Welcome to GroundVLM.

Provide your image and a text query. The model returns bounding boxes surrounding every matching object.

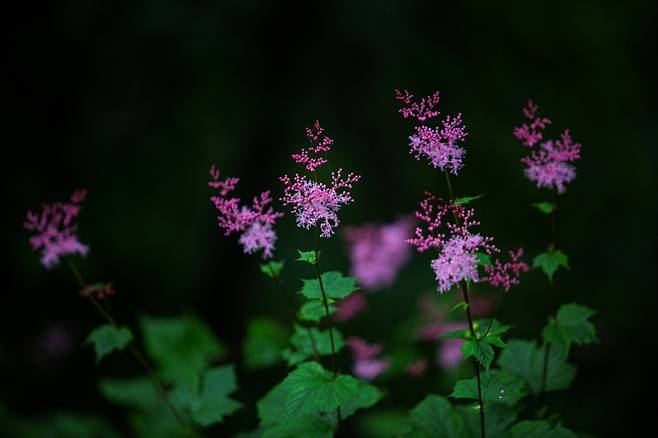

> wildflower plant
[19,92,599,438]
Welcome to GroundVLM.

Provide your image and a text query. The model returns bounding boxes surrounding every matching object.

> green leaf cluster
[99,315,240,434]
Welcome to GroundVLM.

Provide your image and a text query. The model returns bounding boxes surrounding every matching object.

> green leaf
[542,303,598,351]
[244,318,289,370]
[260,260,284,278]
[299,299,336,322]
[457,404,519,438]
[455,194,485,205]
[461,340,495,370]
[356,410,412,438]
[475,252,493,266]
[405,395,463,438]
[324,380,383,421]
[85,324,133,364]
[140,315,225,383]
[475,319,513,339]
[262,416,334,438]
[300,271,358,299]
[281,325,344,366]
[451,371,526,405]
[451,301,469,312]
[532,250,569,282]
[532,202,556,214]
[497,340,576,394]
[170,365,242,426]
[99,378,180,437]
[257,383,334,437]
[297,250,319,265]
[99,378,159,410]
[266,362,373,421]
[507,420,578,438]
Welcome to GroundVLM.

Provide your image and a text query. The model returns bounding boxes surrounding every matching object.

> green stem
[313,228,342,424]
[66,258,192,436]
[539,192,558,404]
[314,230,337,376]
[461,281,486,438]
[548,191,557,249]
[444,170,456,201]
[443,171,485,438]
[265,263,320,362]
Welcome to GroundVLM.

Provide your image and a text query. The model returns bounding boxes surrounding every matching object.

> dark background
[4,0,656,436]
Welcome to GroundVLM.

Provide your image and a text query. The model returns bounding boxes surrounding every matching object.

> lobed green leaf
[260,260,285,278]
[542,303,598,351]
[85,324,133,364]
[244,318,289,370]
[451,371,526,406]
[532,250,569,282]
[300,271,358,299]
[497,340,576,394]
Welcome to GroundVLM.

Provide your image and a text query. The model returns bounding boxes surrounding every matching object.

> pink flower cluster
[290,121,334,172]
[209,165,283,258]
[280,122,361,238]
[24,190,89,269]
[343,217,415,291]
[395,89,467,174]
[407,193,526,293]
[347,337,390,381]
[514,100,582,193]
[483,248,530,292]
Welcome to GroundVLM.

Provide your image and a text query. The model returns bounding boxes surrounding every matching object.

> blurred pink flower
[24,190,89,269]
[347,337,390,380]
[468,293,497,318]
[208,165,283,258]
[343,217,414,291]
[438,338,464,369]
[334,292,368,322]
[406,359,428,378]
[35,324,74,360]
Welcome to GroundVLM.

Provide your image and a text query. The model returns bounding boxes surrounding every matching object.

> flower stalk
[66,258,192,436]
